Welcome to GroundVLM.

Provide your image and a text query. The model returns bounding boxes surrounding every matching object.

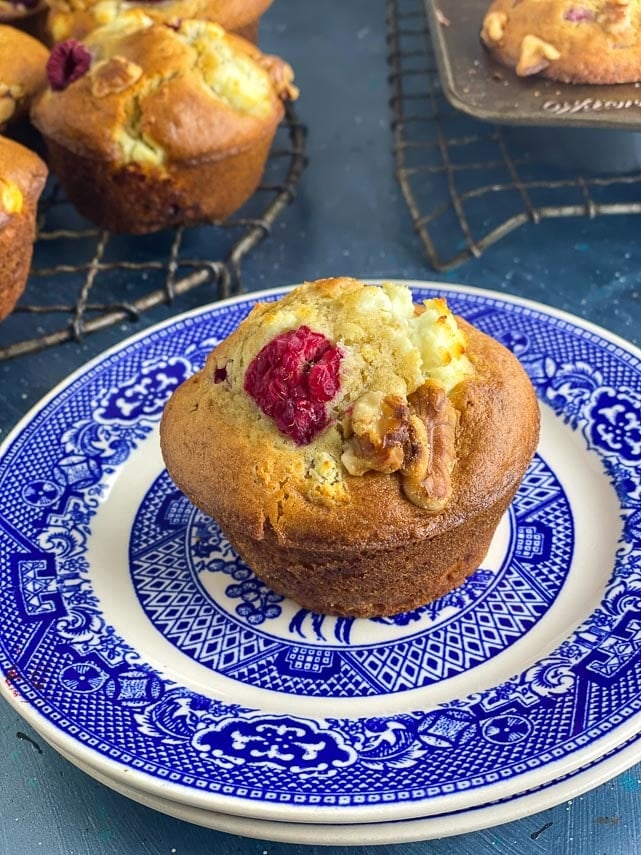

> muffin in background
[160,278,540,618]
[31,12,297,234]
[481,0,641,84]
[0,0,47,36]
[46,0,273,43]
[0,24,48,131]
[0,136,47,321]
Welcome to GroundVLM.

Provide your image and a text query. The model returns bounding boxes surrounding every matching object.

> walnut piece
[340,381,458,513]
[481,11,508,44]
[401,380,458,512]
[517,34,561,76]
[341,391,410,476]
[258,55,300,101]
[91,56,143,97]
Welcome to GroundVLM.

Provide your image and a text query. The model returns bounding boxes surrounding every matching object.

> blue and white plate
[1,282,640,827]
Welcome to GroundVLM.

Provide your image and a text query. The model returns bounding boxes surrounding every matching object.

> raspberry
[244,326,342,445]
[47,40,92,92]
[564,6,594,21]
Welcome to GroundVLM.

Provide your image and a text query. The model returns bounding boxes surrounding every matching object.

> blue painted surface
[1,0,641,851]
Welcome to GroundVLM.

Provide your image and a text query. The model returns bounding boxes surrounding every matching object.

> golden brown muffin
[0,136,47,321]
[31,12,297,234]
[0,25,48,131]
[481,0,641,84]
[160,278,541,618]
[46,0,273,44]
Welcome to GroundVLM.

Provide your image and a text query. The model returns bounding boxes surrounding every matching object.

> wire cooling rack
[0,104,307,361]
[387,0,641,271]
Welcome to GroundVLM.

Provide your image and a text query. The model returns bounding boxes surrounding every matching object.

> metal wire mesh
[0,104,307,361]
[387,0,641,271]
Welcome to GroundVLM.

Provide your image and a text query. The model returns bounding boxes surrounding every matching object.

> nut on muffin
[0,136,47,321]
[46,0,273,44]
[31,12,297,233]
[0,24,48,130]
[160,278,541,618]
[481,0,641,84]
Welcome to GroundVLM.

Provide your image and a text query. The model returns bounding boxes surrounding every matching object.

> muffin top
[46,0,273,43]
[160,278,540,548]
[481,0,641,83]
[0,24,48,130]
[0,135,47,229]
[31,12,297,166]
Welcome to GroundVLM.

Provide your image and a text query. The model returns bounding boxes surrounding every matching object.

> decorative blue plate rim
[38,716,641,845]
[0,280,640,825]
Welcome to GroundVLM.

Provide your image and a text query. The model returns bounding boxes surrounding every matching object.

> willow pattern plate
[0,282,640,825]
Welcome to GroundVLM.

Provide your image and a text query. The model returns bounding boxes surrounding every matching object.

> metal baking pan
[425,0,641,172]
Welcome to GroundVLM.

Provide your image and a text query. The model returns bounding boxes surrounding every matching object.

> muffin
[0,24,48,131]
[0,135,47,321]
[481,0,641,83]
[160,278,540,619]
[46,0,273,44]
[31,12,297,234]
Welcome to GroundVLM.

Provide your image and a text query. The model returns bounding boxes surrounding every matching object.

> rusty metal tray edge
[425,0,641,131]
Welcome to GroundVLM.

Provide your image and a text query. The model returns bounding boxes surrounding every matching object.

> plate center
[126,450,572,698]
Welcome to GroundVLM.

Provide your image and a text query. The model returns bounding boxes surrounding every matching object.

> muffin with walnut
[481,0,641,84]
[160,278,540,618]
[46,0,273,44]
[0,136,47,321]
[31,11,297,233]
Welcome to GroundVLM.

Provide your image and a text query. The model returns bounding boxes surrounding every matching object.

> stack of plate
[1,283,640,845]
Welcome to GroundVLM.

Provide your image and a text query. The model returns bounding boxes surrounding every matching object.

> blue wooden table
[1,1,641,851]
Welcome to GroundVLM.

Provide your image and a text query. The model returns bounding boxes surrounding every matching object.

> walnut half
[341,391,411,476]
[340,381,458,513]
[401,380,457,512]
[517,34,561,77]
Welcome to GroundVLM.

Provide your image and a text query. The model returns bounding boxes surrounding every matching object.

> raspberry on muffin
[160,278,540,618]
[31,12,298,233]
[481,0,641,84]
[45,0,273,44]
[0,136,47,321]
[0,24,48,131]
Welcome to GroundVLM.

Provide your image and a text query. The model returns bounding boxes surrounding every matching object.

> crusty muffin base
[0,217,36,320]
[42,131,275,234]
[0,137,47,320]
[220,488,517,618]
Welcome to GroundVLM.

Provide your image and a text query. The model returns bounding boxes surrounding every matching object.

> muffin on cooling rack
[160,277,540,618]
[31,12,297,234]
[46,0,273,44]
[0,25,48,131]
[0,135,47,321]
[481,0,641,83]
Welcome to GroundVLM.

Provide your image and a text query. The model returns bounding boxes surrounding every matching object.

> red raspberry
[47,40,92,92]
[244,326,342,445]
